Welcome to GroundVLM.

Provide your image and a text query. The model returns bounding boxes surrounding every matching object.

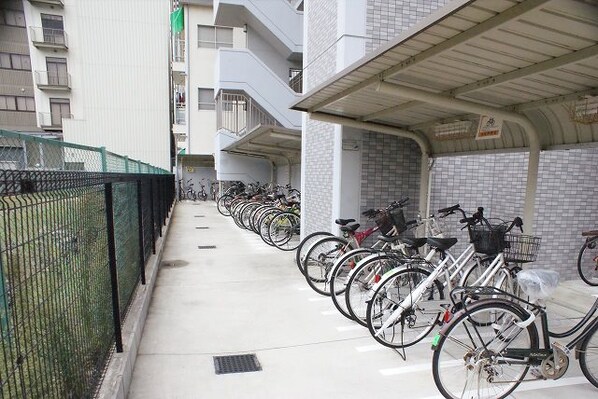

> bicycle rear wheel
[366,266,444,348]
[295,232,334,275]
[578,237,598,286]
[268,212,301,251]
[432,299,539,399]
[217,195,233,216]
[579,321,598,388]
[304,236,352,295]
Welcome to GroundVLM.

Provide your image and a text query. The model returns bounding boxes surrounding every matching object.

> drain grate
[194,215,205,218]
[195,227,209,230]
[198,245,216,249]
[214,354,261,375]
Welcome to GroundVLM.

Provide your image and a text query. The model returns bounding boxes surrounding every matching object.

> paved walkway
[128,202,598,399]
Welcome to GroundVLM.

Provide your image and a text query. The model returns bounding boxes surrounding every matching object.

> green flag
[170,8,184,33]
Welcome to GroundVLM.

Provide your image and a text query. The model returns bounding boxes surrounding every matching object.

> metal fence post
[149,178,156,253]
[156,177,163,236]
[125,156,129,173]
[104,182,123,352]
[136,180,146,285]
[100,147,108,172]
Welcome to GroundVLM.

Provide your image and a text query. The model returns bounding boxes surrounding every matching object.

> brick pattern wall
[365,0,449,52]
[359,132,422,244]
[429,148,598,280]
[302,0,338,235]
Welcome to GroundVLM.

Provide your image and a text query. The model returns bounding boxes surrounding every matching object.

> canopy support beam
[376,81,542,232]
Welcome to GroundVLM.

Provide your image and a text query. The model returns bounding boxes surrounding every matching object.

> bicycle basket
[389,207,408,234]
[375,211,394,235]
[469,224,507,255]
[503,234,541,263]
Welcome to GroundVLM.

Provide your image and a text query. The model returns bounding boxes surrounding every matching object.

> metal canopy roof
[222,124,301,162]
[292,0,598,156]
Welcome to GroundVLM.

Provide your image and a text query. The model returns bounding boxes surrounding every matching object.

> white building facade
[22,0,171,169]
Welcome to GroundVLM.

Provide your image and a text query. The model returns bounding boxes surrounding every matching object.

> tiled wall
[360,132,422,227]
[302,0,338,235]
[429,148,598,280]
[366,0,449,52]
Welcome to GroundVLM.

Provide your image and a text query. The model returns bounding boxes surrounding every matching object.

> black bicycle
[431,271,598,399]
[578,229,598,286]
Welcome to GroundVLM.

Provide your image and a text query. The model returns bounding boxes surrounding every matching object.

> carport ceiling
[292,0,598,155]
[222,124,301,160]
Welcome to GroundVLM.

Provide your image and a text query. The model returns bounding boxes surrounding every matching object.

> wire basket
[390,207,408,234]
[469,224,508,255]
[375,211,394,235]
[503,234,541,263]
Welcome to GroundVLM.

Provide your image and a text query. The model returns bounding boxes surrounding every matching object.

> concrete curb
[97,206,174,399]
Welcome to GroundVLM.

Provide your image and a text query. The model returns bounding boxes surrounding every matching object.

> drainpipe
[309,112,432,219]
[376,82,542,233]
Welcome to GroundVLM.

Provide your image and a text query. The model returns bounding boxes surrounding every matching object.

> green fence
[0,130,174,398]
[0,129,169,174]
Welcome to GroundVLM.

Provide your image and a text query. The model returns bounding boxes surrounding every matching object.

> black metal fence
[0,169,174,398]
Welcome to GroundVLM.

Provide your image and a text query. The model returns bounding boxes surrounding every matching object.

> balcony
[39,112,72,130]
[34,71,71,91]
[28,0,64,7]
[216,92,279,137]
[174,105,186,125]
[215,48,301,130]
[173,39,185,63]
[30,27,68,50]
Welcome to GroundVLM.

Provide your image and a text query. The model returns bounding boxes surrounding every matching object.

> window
[198,88,215,110]
[41,14,65,45]
[0,53,31,70]
[49,98,70,126]
[198,25,233,48]
[1,10,26,27]
[46,57,68,85]
[0,96,35,112]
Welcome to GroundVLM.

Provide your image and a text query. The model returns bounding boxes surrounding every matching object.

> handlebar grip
[398,197,410,206]
[438,204,460,214]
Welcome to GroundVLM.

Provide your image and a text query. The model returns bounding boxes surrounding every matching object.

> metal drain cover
[198,245,216,249]
[214,354,261,375]
[195,227,209,229]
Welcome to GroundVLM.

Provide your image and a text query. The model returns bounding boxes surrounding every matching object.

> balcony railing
[30,27,68,49]
[289,68,302,93]
[173,39,185,63]
[34,71,71,90]
[216,92,280,137]
[39,112,72,130]
[28,0,64,7]
[174,105,186,125]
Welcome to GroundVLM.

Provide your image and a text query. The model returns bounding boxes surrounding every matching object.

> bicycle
[364,210,538,348]
[432,270,598,399]
[578,229,598,286]
[197,178,208,201]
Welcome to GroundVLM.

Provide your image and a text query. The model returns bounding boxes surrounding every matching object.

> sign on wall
[186,167,194,173]
[476,115,503,140]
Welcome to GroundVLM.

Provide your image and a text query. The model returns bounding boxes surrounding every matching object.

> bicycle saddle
[401,237,428,249]
[582,230,598,237]
[377,234,401,243]
[335,218,356,226]
[426,237,458,251]
[340,223,360,232]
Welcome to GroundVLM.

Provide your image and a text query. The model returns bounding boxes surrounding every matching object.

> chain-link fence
[0,129,168,174]
[0,131,174,398]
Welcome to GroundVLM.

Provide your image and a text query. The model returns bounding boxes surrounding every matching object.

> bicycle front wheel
[304,237,352,295]
[578,237,598,286]
[366,266,444,348]
[579,320,598,388]
[295,232,334,275]
[268,212,301,251]
[432,299,539,399]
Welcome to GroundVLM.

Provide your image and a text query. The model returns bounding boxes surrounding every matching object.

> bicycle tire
[329,248,377,320]
[258,208,282,246]
[249,205,272,234]
[345,253,401,326]
[217,195,233,216]
[366,266,444,348]
[268,212,301,251]
[579,320,598,388]
[295,232,334,275]
[578,237,598,286]
[303,236,352,296]
[432,299,539,399]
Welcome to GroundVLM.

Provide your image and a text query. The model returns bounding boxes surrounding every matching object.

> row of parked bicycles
[216,182,301,250]
[177,178,216,201]
[294,199,598,399]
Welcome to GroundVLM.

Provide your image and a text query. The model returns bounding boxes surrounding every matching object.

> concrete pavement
[128,201,598,399]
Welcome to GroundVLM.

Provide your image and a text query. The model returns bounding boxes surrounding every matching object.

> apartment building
[3,0,171,170]
[173,0,303,187]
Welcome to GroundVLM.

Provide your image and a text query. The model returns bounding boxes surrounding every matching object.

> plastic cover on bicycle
[516,269,559,301]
